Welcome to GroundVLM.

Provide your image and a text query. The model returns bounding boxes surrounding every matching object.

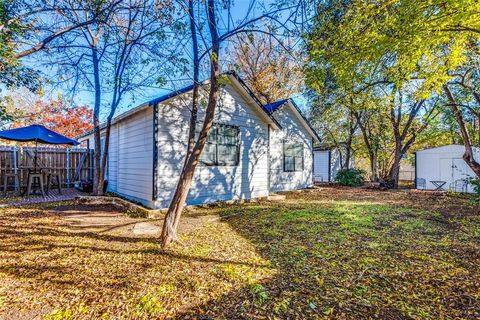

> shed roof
[416,144,479,154]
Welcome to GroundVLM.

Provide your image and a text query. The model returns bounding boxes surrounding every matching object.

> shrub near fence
[0,145,93,189]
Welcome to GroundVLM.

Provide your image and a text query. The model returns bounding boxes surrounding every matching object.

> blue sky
[18,0,309,118]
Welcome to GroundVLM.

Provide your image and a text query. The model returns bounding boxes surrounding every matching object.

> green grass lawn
[0,187,479,319]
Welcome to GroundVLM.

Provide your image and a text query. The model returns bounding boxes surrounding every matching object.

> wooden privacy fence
[0,146,94,189]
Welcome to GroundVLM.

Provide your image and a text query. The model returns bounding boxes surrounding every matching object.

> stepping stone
[267,193,286,201]
[133,222,161,235]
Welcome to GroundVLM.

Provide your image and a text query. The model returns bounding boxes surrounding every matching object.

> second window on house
[195,122,240,166]
[283,141,304,172]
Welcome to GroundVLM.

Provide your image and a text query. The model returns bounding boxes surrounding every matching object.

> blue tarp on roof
[0,124,80,145]
[263,99,289,114]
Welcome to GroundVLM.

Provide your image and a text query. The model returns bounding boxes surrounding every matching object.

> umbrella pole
[34,139,38,172]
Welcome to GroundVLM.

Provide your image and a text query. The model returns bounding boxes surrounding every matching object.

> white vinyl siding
[269,103,313,191]
[155,84,270,208]
[79,107,154,206]
[115,108,153,203]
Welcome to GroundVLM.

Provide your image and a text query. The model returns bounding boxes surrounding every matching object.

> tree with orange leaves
[227,32,304,104]
[6,93,93,138]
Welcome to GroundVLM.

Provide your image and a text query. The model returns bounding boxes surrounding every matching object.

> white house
[415,144,480,192]
[78,72,320,208]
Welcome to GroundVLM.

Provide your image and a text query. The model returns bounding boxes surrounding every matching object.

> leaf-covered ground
[0,187,479,319]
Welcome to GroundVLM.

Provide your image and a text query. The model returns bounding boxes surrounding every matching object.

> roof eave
[226,72,281,130]
[76,104,151,140]
[285,100,321,144]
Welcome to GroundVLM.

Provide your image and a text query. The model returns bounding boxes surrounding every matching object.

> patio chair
[46,172,62,195]
[2,171,20,196]
[26,172,45,197]
[415,178,426,190]
[450,179,468,193]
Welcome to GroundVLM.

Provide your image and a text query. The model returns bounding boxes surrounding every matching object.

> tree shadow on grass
[174,198,480,319]
[1,191,479,319]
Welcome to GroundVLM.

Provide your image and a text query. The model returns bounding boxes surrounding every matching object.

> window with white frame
[283,141,304,172]
[195,122,240,166]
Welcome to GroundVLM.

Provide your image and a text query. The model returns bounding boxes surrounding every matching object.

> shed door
[439,158,469,191]
[439,158,453,182]
[452,158,468,181]
[313,151,329,182]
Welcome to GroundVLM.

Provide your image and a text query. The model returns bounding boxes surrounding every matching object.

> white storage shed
[313,148,331,183]
[415,144,479,193]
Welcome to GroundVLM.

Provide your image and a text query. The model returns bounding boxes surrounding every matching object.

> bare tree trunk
[387,103,402,189]
[91,46,102,195]
[388,141,402,188]
[184,0,199,164]
[354,111,378,181]
[343,110,358,169]
[386,99,429,188]
[160,0,220,248]
[343,136,352,170]
[97,119,112,195]
[444,85,480,177]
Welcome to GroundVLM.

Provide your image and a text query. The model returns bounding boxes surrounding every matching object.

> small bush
[335,168,365,187]
[467,177,480,195]
[249,283,268,306]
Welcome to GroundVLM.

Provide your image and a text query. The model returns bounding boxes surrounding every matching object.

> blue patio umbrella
[0,124,80,170]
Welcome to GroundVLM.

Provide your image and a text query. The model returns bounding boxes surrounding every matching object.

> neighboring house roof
[263,98,321,144]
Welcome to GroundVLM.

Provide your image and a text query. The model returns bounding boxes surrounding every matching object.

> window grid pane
[196,122,240,166]
[284,141,304,172]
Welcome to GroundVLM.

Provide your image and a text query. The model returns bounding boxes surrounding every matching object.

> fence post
[66,148,71,188]
[13,146,18,191]
[89,149,93,180]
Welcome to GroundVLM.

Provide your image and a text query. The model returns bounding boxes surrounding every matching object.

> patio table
[430,180,446,191]
[20,167,47,196]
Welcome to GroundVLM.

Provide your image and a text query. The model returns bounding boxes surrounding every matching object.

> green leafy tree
[305,0,479,184]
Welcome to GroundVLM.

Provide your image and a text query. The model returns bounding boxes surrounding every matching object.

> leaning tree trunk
[160,0,220,248]
[444,85,480,177]
[183,0,200,165]
[343,110,357,170]
[387,105,402,189]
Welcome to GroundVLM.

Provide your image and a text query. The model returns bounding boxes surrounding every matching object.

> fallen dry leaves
[0,187,479,319]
